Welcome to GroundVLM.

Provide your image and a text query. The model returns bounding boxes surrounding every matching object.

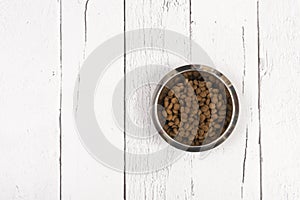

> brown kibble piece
[209,103,216,109]
[167,115,172,121]
[163,124,169,130]
[173,103,180,110]
[200,114,206,122]
[211,114,218,120]
[204,111,210,118]
[164,100,169,108]
[214,124,221,129]
[219,110,226,116]
[220,105,227,110]
[206,82,212,88]
[166,109,172,115]
[211,109,217,114]
[171,98,178,104]
[174,118,180,125]
[185,107,190,113]
[200,91,207,97]
[172,115,177,121]
[212,96,218,103]
[181,113,188,119]
[167,103,173,110]
[168,121,174,126]
[201,105,209,112]
[202,125,209,132]
[168,90,174,96]
[162,110,167,118]
[212,89,219,93]
[206,98,210,105]
[199,82,205,87]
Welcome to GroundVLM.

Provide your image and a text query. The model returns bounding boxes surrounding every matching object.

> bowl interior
[153,65,238,151]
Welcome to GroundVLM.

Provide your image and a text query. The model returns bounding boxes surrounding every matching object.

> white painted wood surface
[0,0,60,199]
[125,1,191,200]
[259,0,300,199]
[0,0,60,200]
[0,0,300,199]
[61,0,123,199]
[189,1,260,199]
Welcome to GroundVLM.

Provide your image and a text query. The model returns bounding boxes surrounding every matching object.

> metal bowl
[152,64,239,152]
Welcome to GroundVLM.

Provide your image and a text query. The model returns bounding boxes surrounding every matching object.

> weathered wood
[177,0,260,199]
[0,0,60,199]
[125,0,191,199]
[61,0,124,199]
[1,0,300,199]
[259,0,300,199]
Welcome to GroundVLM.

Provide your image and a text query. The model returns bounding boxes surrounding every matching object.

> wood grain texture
[61,0,123,199]
[0,0,60,199]
[125,0,191,199]
[259,0,300,199]
[1,0,300,199]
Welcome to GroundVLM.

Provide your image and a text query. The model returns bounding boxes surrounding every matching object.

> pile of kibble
[158,71,233,146]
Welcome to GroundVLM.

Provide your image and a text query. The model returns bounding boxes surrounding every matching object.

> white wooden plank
[125,0,191,199]
[0,0,60,199]
[2,0,299,199]
[62,0,124,199]
[259,0,300,199]
[190,0,261,199]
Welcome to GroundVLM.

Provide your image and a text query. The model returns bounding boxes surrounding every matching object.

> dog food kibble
[158,71,233,146]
